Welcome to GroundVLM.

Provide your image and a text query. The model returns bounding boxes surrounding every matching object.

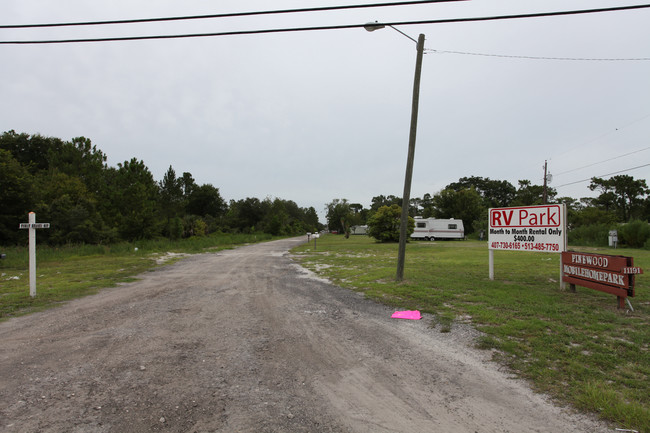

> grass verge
[0,233,273,320]
[292,235,649,432]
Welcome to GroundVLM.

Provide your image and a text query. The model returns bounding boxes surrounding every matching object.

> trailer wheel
[429,236,436,241]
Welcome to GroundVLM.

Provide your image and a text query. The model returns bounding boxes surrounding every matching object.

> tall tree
[589,175,649,222]
[158,166,185,238]
[0,130,64,173]
[227,197,266,232]
[110,158,160,241]
[431,187,483,234]
[370,195,401,212]
[159,166,184,218]
[303,207,321,232]
[420,193,435,218]
[187,184,227,218]
[513,180,555,206]
[49,136,108,195]
[180,172,197,198]
[0,149,33,244]
[325,199,352,233]
[32,171,109,244]
[446,176,516,208]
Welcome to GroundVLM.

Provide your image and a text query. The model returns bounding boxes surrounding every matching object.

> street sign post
[18,212,50,297]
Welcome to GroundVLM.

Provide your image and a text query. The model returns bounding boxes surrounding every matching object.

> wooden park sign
[562,251,643,309]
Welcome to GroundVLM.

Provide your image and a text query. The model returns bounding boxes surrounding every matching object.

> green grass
[0,232,274,319]
[292,235,650,432]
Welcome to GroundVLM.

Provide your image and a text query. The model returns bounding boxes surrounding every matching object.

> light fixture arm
[364,21,418,45]
[388,25,418,44]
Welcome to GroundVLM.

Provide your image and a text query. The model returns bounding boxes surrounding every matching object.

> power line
[1,4,649,45]
[0,0,467,29]
[554,146,650,176]
[554,163,650,188]
[551,113,650,160]
[425,49,650,61]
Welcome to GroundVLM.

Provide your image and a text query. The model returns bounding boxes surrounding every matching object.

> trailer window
[448,224,457,229]
[417,222,426,228]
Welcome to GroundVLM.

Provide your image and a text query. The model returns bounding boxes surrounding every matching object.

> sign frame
[488,204,566,253]
[488,204,567,285]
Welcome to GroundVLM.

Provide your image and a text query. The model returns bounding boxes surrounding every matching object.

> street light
[365,23,425,281]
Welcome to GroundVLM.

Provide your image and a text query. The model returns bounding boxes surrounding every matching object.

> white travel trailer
[411,217,464,241]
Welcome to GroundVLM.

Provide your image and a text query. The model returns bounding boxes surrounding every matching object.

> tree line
[3,130,648,248]
[0,131,321,245]
[326,174,650,247]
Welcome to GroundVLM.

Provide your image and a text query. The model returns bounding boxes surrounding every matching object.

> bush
[367,205,414,243]
[568,223,612,247]
[618,220,650,248]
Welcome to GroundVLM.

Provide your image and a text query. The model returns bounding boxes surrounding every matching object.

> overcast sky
[2,0,649,221]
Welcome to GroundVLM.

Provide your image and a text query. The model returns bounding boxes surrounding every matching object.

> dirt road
[0,238,611,432]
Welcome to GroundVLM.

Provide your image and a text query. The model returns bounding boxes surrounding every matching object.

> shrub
[568,223,611,247]
[618,220,650,248]
[367,205,414,243]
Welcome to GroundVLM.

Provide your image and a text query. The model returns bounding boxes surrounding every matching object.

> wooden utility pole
[542,160,548,205]
[396,33,425,281]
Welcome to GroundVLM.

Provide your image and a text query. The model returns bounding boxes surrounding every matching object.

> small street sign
[19,223,50,229]
[19,213,50,297]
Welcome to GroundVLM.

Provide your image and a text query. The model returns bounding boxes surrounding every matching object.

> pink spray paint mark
[391,310,421,320]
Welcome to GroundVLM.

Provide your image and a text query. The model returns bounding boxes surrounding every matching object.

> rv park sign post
[488,204,567,286]
[19,212,50,297]
[488,204,642,308]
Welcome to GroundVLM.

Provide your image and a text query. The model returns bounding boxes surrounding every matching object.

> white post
[489,249,494,280]
[28,212,36,297]
[20,212,49,297]
[560,203,569,290]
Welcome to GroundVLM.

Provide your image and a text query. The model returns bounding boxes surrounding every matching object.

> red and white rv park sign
[488,204,566,252]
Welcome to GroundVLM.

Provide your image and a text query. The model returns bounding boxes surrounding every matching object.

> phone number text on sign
[490,241,561,252]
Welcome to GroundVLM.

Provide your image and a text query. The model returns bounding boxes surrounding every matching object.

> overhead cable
[1,4,649,45]
[550,113,650,161]
[0,0,467,29]
[554,146,650,176]
[555,163,650,188]
[426,49,650,61]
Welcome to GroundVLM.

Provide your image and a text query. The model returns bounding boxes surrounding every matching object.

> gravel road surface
[0,238,612,432]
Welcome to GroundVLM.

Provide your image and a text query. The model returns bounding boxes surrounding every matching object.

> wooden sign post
[19,212,50,297]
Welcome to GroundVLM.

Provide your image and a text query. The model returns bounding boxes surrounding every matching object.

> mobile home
[411,217,464,241]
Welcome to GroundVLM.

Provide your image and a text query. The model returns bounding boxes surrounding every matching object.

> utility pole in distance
[543,160,548,204]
